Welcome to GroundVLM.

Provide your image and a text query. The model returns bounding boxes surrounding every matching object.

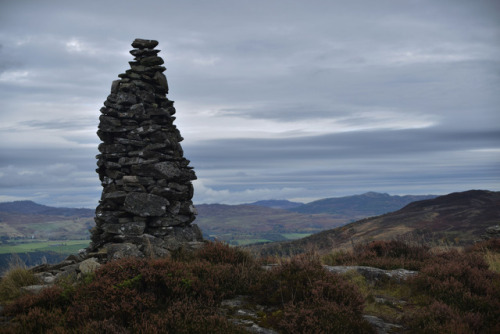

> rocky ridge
[90,38,203,259]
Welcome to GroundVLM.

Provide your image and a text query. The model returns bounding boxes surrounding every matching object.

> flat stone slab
[324,265,417,283]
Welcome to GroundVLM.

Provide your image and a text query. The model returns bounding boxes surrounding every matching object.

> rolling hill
[0,201,93,217]
[195,204,346,245]
[0,201,94,240]
[245,199,304,210]
[290,192,437,218]
[0,192,444,245]
[250,190,500,255]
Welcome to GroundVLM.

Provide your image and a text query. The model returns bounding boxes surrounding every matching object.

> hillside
[195,204,346,245]
[251,190,500,255]
[0,201,93,240]
[0,192,444,246]
[245,199,304,210]
[290,192,437,218]
[0,201,93,217]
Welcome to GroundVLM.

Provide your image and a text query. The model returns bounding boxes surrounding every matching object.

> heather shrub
[321,249,355,266]
[406,301,484,334]
[12,307,66,334]
[4,285,70,317]
[408,250,500,333]
[322,240,431,270]
[465,237,500,273]
[253,253,374,333]
[194,241,253,265]
[131,299,247,334]
[353,240,430,270]
[3,242,259,333]
[465,237,500,253]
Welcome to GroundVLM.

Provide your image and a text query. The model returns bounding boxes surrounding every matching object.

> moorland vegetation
[0,238,499,333]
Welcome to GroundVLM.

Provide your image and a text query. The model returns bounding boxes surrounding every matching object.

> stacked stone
[90,39,202,259]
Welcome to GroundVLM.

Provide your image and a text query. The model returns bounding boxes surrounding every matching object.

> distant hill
[0,192,445,245]
[245,200,304,210]
[0,201,94,239]
[290,192,437,219]
[250,190,500,255]
[195,204,346,245]
[0,201,93,217]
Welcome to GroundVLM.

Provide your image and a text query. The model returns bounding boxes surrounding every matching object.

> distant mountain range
[250,190,500,255]
[195,192,438,244]
[0,192,440,244]
[245,200,304,210]
[288,192,436,217]
[0,201,93,217]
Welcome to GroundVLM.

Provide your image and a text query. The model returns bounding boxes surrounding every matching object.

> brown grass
[0,256,39,302]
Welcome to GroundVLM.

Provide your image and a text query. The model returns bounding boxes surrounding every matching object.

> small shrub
[0,267,39,302]
[194,241,253,265]
[253,253,373,333]
[131,299,247,334]
[484,250,500,273]
[405,301,484,334]
[322,249,355,266]
[408,249,500,332]
[14,307,65,334]
[465,238,500,273]
[352,240,431,270]
[4,285,70,316]
[465,237,500,253]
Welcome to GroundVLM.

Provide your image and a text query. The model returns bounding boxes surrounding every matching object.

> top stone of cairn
[131,38,159,49]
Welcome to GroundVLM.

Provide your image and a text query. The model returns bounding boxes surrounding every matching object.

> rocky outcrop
[324,265,417,284]
[482,225,500,240]
[90,38,203,259]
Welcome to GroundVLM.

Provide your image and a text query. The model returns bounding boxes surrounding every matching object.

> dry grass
[0,255,39,302]
[485,250,500,273]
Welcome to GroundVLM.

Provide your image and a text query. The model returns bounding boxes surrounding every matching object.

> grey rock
[111,80,120,93]
[79,258,101,274]
[123,192,168,217]
[116,92,137,105]
[324,265,417,283]
[131,39,159,49]
[21,285,49,295]
[102,221,146,235]
[139,56,164,66]
[34,272,56,284]
[154,72,169,92]
[130,49,160,57]
[106,243,144,260]
[363,315,402,334]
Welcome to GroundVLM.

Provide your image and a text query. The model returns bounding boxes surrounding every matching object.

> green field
[0,240,90,254]
[282,233,312,240]
[230,239,271,246]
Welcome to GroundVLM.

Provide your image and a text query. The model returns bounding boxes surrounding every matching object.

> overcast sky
[0,0,499,208]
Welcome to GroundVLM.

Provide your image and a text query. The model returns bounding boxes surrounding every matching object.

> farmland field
[0,240,90,255]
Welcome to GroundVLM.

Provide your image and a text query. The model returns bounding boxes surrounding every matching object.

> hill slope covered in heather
[289,192,437,218]
[251,190,500,255]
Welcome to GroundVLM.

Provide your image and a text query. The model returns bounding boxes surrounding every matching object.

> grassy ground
[230,239,271,246]
[0,240,90,254]
[282,233,312,239]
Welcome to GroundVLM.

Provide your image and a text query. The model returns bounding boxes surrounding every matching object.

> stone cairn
[89,38,203,260]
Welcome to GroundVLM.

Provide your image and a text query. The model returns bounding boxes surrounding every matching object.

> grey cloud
[19,118,97,131]
[0,0,499,206]
[187,128,500,167]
